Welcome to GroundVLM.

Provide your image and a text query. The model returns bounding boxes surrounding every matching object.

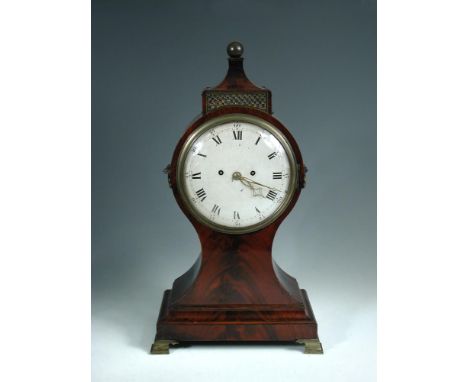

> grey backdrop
[92,1,376,381]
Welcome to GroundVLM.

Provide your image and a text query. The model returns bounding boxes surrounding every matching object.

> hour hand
[232,172,273,197]
[251,187,264,197]
[233,172,253,188]
[239,178,264,197]
[240,176,282,193]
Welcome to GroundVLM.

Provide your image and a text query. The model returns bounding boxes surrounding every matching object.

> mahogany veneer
[151,42,322,354]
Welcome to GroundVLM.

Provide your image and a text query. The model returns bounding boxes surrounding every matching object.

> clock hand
[239,178,265,197]
[238,176,255,190]
[232,172,283,195]
[232,172,257,191]
[239,175,283,193]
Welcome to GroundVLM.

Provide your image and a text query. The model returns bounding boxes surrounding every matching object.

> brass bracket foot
[296,339,324,354]
[150,340,179,355]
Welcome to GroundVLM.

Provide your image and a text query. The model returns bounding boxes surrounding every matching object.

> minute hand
[240,176,283,193]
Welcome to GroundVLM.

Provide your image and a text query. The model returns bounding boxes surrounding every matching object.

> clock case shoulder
[154,44,320,348]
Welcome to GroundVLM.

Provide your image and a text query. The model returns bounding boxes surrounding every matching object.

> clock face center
[232,171,242,181]
[178,115,298,234]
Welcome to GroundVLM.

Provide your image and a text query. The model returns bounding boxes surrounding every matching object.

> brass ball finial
[227,41,243,58]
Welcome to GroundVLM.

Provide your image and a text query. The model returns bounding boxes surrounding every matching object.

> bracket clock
[150,42,323,354]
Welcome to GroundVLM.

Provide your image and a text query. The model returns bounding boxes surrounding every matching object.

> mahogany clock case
[151,43,322,353]
[153,106,321,352]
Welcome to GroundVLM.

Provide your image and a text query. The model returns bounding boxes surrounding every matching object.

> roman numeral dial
[267,152,278,160]
[195,188,207,202]
[273,172,282,179]
[180,118,295,232]
[211,204,221,215]
[233,130,242,140]
[212,135,222,145]
[266,190,278,201]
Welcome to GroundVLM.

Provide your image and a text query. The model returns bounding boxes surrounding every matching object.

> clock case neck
[202,53,272,114]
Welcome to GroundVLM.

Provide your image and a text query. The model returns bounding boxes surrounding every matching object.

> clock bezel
[175,113,299,235]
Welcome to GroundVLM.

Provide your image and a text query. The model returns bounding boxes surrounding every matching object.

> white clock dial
[178,115,297,233]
